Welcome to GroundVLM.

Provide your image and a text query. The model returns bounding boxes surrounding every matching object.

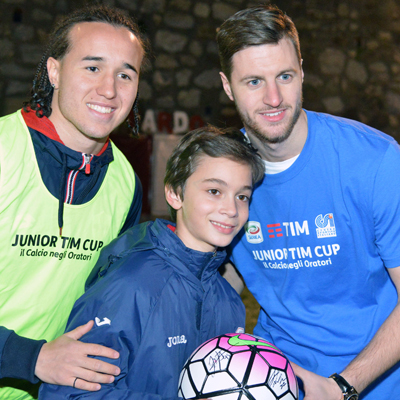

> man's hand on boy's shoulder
[35,320,121,391]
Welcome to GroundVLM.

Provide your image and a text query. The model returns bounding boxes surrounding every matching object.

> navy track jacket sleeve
[0,327,45,382]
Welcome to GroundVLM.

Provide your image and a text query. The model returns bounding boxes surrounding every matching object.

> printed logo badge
[95,317,111,326]
[267,223,284,238]
[167,335,187,347]
[315,213,337,238]
[228,334,279,351]
[245,221,264,243]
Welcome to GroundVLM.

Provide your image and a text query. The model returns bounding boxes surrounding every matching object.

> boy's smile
[167,155,253,253]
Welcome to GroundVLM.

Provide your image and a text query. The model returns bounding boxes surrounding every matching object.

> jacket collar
[150,219,227,282]
[22,109,113,169]
[85,219,228,290]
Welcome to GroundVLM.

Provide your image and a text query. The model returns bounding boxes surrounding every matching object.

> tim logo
[267,223,283,238]
[315,213,337,238]
[245,221,264,244]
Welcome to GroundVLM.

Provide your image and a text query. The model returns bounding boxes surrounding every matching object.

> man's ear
[220,72,234,101]
[165,186,182,211]
[47,57,61,89]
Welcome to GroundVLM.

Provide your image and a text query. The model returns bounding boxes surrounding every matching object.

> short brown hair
[217,4,301,81]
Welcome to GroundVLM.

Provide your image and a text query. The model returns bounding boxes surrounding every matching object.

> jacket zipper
[64,153,93,204]
[83,153,92,174]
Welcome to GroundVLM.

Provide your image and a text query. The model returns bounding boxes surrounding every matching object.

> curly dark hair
[164,125,265,222]
[23,4,150,135]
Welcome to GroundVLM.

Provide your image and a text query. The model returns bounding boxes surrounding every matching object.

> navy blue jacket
[0,110,142,384]
[39,219,246,400]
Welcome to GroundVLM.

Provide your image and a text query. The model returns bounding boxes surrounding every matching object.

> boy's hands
[35,320,120,391]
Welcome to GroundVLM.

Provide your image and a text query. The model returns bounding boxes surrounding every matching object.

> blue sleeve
[39,268,180,400]
[0,326,46,382]
[373,143,400,268]
[118,172,143,235]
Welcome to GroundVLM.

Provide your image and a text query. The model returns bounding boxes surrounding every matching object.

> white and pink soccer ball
[178,333,298,400]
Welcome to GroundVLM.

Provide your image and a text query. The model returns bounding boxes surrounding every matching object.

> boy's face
[166,155,253,253]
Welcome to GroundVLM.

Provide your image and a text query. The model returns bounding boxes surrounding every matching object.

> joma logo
[167,335,187,347]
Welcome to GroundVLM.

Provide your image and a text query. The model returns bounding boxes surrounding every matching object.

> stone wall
[1,0,400,139]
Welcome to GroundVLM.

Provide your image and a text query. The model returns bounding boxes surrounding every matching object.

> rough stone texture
[140,0,166,14]
[155,30,187,53]
[206,41,218,55]
[346,59,368,84]
[156,95,175,108]
[1,63,33,79]
[0,39,14,59]
[179,54,197,67]
[189,41,203,57]
[153,70,173,87]
[168,0,190,11]
[194,68,220,89]
[164,12,194,29]
[177,88,201,108]
[20,44,44,64]
[31,9,53,21]
[369,62,389,82]
[5,80,30,96]
[1,0,400,140]
[194,2,210,18]
[138,80,152,100]
[155,53,179,69]
[319,48,346,75]
[176,69,192,87]
[212,3,239,21]
[386,91,400,114]
[13,24,35,41]
[322,96,345,114]
[219,90,232,104]
[115,0,138,11]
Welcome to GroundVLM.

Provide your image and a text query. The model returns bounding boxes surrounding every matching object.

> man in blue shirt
[217,4,400,400]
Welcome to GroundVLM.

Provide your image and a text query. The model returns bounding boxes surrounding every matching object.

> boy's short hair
[164,125,265,222]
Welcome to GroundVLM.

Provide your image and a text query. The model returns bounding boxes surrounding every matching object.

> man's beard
[236,97,303,145]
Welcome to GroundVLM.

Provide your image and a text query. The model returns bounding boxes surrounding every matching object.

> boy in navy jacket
[40,125,265,400]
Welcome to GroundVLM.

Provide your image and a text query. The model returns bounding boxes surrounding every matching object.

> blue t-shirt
[231,110,400,399]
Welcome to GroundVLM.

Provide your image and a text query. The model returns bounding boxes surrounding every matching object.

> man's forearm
[340,301,400,393]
